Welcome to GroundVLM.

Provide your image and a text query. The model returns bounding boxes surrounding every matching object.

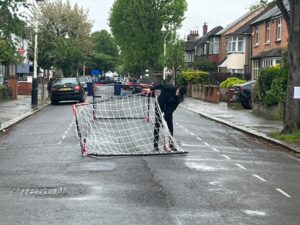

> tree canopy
[109,0,187,76]
[29,0,93,76]
[89,30,120,73]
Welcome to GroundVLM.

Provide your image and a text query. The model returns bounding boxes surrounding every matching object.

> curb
[180,105,300,155]
[0,102,50,132]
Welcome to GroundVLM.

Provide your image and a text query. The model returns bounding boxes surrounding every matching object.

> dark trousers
[153,102,174,149]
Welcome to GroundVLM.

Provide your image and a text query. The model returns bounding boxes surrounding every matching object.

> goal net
[72,84,187,156]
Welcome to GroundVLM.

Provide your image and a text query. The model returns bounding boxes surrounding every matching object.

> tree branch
[276,0,290,30]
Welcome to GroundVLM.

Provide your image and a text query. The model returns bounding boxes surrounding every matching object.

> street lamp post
[161,24,170,80]
[31,0,44,105]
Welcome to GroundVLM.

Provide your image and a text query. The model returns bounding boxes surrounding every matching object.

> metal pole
[163,30,170,80]
[31,20,38,105]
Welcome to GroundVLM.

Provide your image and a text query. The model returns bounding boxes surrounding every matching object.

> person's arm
[150,83,163,91]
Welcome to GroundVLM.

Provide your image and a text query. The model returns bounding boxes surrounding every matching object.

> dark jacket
[151,83,181,117]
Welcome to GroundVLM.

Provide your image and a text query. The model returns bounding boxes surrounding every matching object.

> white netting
[73,85,186,156]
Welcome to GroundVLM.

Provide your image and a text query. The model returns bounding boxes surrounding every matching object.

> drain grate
[10,186,84,197]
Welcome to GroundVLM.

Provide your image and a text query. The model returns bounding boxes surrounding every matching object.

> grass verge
[270,130,300,145]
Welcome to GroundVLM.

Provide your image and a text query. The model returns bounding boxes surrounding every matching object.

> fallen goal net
[72,86,187,156]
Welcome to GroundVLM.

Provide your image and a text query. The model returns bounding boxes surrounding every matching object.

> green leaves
[109,0,187,75]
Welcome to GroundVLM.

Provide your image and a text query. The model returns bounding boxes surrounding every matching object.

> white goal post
[73,84,187,156]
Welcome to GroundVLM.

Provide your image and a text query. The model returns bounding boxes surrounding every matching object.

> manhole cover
[10,185,84,198]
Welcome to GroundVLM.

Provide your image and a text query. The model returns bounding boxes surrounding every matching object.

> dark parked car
[232,80,256,109]
[132,77,155,95]
[50,77,86,105]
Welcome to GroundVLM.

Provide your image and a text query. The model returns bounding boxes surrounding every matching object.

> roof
[251,0,290,25]
[196,26,223,45]
[252,48,282,59]
[185,40,197,51]
[216,7,264,35]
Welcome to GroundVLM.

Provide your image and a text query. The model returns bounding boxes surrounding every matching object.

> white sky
[68,0,264,38]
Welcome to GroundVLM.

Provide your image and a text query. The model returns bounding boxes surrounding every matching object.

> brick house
[184,30,199,67]
[217,7,266,76]
[194,23,223,64]
[250,1,289,79]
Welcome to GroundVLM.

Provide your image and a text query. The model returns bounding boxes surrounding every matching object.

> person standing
[150,83,187,151]
[47,78,54,98]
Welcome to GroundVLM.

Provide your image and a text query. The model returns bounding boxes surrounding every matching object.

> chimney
[203,22,208,36]
[187,30,199,41]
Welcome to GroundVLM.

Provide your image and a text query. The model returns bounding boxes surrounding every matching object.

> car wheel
[51,98,58,105]
[241,99,252,109]
[79,94,86,103]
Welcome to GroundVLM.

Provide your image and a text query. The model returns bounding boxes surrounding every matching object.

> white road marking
[276,188,291,198]
[235,163,247,170]
[196,137,202,141]
[64,131,68,135]
[62,135,66,139]
[190,132,195,136]
[57,141,62,145]
[212,148,220,152]
[243,210,266,216]
[184,129,189,132]
[221,154,231,160]
[253,174,266,182]
[203,142,210,146]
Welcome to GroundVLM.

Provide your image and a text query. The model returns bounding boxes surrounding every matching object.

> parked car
[132,77,155,95]
[78,76,90,91]
[123,78,137,90]
[232,80,256,109]
[50,77,86,105]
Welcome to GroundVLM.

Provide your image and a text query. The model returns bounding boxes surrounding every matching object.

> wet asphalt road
[0,102,299,225]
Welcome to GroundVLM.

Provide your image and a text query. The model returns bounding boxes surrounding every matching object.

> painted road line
[57,141,62,145]
[221,154,231,160]
[196,137,202,141]
[253,174,267,182]
[203,142,210,146]
[62,135,66,139]
[212,148,220,152]
[235,163,247,170]
[190,132,195,136]
[276,188,291,198]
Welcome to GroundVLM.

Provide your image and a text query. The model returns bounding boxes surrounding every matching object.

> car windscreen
[79,77,89,82]
[54,78,78,85]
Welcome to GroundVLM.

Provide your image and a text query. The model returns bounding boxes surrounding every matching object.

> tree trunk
[282,0,300,133]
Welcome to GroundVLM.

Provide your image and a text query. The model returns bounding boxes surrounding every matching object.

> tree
[166,35,185,84]
[276,0,300,133]
[0,0,27,41]
[29,0,93,76]
[89,30,119,72]
[109,0,187,76]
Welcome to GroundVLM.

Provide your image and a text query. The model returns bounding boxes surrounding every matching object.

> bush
[254,64,287,106]
[179,70,210,84]
[220,77,246,88]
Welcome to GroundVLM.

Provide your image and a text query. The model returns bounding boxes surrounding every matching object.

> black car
[132,77,155,94]
[232,80,256,109]
[50,77,86,105]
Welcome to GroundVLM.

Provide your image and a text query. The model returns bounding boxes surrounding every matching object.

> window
[252,60,260,79]
[254,26,260,45]
[209,37,219,54]
[265,22,270,43]
[276,17,282,41]
[228,68,244,74]
[261,58,281,68]
[227,36,244,53]
[185,53,192,62]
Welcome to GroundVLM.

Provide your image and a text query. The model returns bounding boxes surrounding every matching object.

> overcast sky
[68,0,263,38]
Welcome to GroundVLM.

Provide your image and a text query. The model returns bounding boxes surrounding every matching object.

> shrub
[254,64,287,106]
[220,77,246,88]
[179,70,210,84]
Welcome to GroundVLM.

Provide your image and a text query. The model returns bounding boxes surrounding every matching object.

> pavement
[0,94,299,155]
